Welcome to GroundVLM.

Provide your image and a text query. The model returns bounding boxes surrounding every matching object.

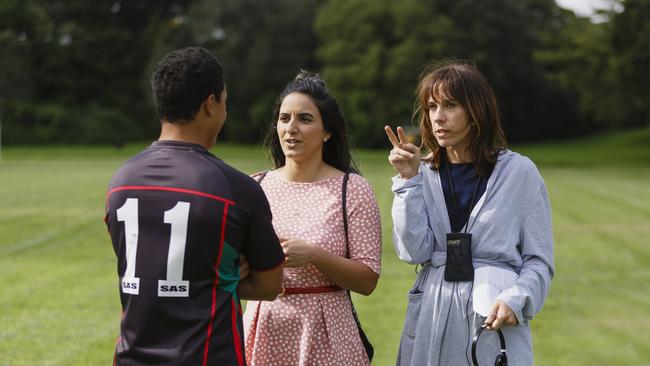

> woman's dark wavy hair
[415,60,507,176]
[265,70,359,174]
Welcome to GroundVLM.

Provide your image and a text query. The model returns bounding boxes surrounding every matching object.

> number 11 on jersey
[158,201,190,297]
[116,198,191,297]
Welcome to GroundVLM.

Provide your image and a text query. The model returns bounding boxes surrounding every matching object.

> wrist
[399,172,417,180]
[309,245,325,266]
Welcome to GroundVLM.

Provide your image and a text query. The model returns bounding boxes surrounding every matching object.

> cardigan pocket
[403,264,430,338]
[403,289,423,338]
[398,289,423,364]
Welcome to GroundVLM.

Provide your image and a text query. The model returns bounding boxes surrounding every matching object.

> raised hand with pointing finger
[384,125,421,180]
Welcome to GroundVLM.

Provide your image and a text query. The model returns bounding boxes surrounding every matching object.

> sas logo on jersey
[119,278,190,297]
[158,280,190,297]
[160,285,188,292]
[121,277,140,295]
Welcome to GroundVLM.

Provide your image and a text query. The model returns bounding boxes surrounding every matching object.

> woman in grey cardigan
[385,61,554,366]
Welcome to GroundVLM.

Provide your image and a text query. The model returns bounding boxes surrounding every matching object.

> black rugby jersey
[105,140,283,366]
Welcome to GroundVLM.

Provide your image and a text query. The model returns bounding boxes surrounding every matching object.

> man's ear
[204,94,218,116]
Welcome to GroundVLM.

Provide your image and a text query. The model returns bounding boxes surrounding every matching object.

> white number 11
[116,198,191,297]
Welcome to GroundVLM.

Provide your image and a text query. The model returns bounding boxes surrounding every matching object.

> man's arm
[237,178,285,300]
[237,264,283,301]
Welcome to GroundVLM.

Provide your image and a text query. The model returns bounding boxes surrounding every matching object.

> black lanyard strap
[445,161,481,234]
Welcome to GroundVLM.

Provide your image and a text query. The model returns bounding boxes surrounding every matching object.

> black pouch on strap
[444,232,474,281]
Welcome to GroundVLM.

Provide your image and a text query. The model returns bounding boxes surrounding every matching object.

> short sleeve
[345,174,382,275]
[241,182,284,271]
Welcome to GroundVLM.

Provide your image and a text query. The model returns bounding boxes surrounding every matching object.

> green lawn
[1,128,649,365]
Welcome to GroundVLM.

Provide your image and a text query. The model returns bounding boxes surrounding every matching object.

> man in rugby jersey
[105,47,284,365]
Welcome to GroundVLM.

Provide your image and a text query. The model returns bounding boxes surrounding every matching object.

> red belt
[280,285,342,296]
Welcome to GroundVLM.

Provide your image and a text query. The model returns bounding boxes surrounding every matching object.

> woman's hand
[385,125,421,179]
[281,238,318,268]
[485,300,518,330]
[239,255,250,280]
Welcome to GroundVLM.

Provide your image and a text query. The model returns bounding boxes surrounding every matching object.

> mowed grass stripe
[557,174,650,218]
[0,218,97,256]
[0,222,118,365]
[535,165,650,365]
[544,169,650,228]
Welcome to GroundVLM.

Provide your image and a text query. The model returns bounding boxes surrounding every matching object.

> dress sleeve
[391,170,436,264]
[497,184,555,323]
[346,175,382,275]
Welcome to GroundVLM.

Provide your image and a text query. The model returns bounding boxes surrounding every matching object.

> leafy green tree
[534,11,616,130]
[4,0,643,146]
[0,0,51,144]
[316,0,455,147]
[149,0,322,143]
[534,0,649,130]
[214,0,322,143]
[0,0,50,101]
[610,0,650,127]
[431,0,584,141]
[1,0,192,145]
[316,0,587,145]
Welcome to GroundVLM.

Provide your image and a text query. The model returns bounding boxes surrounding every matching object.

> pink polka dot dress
[243,171,382,366]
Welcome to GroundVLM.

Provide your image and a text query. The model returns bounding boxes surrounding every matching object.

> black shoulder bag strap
[255,171,269,183]
[342,173,374,362]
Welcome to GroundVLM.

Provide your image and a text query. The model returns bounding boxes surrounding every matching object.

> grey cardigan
[392,150,554,365]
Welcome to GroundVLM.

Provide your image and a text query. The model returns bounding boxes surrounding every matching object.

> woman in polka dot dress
[242,71,382,366]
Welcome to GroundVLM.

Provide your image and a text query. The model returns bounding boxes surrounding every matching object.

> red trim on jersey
[231,297,245,366]
[107,185,235,205]
[202,203,231,366]
[113,335,121,366]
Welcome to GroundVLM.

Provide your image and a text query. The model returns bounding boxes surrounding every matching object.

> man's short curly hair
[151,47,224,123]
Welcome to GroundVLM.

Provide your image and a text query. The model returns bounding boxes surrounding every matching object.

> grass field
[1,128,649,365]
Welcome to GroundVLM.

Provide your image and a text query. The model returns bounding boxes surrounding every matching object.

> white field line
[0,219,95,256]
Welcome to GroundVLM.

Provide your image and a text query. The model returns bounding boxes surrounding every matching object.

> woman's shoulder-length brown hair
[415,60,507,176]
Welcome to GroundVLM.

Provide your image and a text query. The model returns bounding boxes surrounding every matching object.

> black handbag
[342,173,375,362]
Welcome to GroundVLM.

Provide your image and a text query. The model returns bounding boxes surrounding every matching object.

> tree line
[1,0,648,148]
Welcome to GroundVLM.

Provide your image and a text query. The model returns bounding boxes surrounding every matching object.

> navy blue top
[439,159,491,233]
